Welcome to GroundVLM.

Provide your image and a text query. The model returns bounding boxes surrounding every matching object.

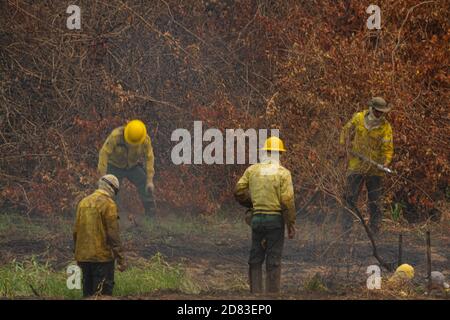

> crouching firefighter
[73,174,127,297]
[234,137,296,294]
[98,119,156,219]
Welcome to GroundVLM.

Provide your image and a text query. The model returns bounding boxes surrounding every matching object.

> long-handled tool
[294,157,394,271]
[350,151,395,174]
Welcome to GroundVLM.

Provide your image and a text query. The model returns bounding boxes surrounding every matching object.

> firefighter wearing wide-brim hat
[235,137,296,294]
[98,119,156,219]
[339,97,394,234]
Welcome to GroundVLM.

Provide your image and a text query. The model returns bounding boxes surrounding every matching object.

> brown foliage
[0,1,448,220]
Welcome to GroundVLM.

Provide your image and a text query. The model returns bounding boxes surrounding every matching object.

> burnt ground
[129,214,449,299]
[0,210,449,299]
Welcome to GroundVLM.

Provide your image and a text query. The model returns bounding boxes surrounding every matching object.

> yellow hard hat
[395,264,415,279]
[261,136,286,152]
[124,120,147,145]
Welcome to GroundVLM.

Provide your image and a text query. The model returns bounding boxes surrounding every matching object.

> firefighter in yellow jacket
[73,174,126,297]
[98,120,156,218]
[339,97,394,234]
[235,137,296,294]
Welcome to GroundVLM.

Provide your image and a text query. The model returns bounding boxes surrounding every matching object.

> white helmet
[99,174,119,195]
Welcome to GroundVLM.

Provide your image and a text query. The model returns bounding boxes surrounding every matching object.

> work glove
[117,259,127,272]
[146,182,155,194]
[288,225,296,239]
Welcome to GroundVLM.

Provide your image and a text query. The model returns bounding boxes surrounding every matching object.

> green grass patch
[390,202,405,222]
[0,253,196,299]
[137,212,249,240]
[303,273,329,293]
[0,213,73,241]
[0,256,80,299]
[0,214,50,239]
[115,253,199,296]
[0,211,249,243]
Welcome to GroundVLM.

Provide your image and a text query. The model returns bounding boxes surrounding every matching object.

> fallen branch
[344,205,394,271]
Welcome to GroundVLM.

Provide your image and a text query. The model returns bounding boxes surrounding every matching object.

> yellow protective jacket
[234,159,296,228]
[98,126,155,184]
[340,110,394,176]
[73,189,124,263]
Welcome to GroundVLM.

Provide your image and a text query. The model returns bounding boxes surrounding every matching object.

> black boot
[266,266,281,294]
[144,201,156,220]
[249,264,263,294]
[369,213,381,235]
[368,199,382,235]
[369,220,380,234]
[341,210,354,236]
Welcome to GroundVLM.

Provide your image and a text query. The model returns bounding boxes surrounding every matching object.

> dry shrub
[0,1,448,219]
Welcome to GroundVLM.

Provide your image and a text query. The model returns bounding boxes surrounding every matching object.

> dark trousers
[107,163,155,216]
[248,215,285,271]
[343,174,383,231]
[78,261,115,297]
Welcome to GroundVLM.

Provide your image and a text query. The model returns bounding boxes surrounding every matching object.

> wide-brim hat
[369,97,391,112]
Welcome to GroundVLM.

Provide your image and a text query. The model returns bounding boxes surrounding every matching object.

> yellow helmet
[261,136,286,152]
[124,120,147,145]
[395,264,415,279]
